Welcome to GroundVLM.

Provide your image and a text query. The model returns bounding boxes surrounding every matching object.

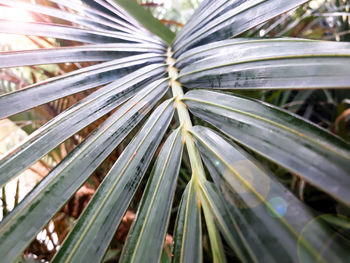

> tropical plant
[0,0,350,262]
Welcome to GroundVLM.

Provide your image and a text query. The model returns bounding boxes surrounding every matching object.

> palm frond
[0,0,349,262]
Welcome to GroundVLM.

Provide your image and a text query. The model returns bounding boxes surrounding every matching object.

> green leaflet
[50,0,145,34]
[198,181,257,263]
[113,0,175,45]
[199,188,227,263]
[190,126,350,263]
[0,53,165,119]
[52,99,175,263]
[175,38,314,69]
[120,127,183,263]
[172,180,202,263]
[0,20,147,44]
[184,90,350,204]
[0,78,169,263]
[0,0,161,43]
[178,40,350,90]
[0,64,167,187]
[0,43,165,68]
[173,0,309,55]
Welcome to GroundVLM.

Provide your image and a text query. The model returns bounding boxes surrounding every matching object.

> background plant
[0,0,349,262]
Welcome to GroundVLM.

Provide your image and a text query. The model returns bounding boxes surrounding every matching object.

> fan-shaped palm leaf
[0,0,349,262]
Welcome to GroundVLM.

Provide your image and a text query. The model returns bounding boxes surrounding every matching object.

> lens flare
[220,159,270,209]
[267,197,287,218]
[297,214,350,263]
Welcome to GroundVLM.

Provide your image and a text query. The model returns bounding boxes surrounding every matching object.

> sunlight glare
[0,6,35,48]
[0,6,33,23]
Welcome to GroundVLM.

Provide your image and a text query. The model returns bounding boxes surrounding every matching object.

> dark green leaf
[173,0,308,55]
[178,40,350,90]
[120,127,183,263]
[190,126,350,263]
[0,64,167,187]
[0,79,169,263]
[0,53,164,119]
[172,181,202,263]
[114,0,175,45]
[52,99,175,263]
[0,43,165,68]
[184,90,350,204]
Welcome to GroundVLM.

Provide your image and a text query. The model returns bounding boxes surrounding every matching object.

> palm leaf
[190,126,350,262]
[173,0,309,55]
[0,43,165,68]
[0,0,131,33]
[198,181,256,263]
[175,38,312,68]
[172,180,202,263]
[119,127,183,263]
[114,0,175,44]
[178,39,350,89]
[52,99,174,263]
[184,90,350,204]
[0,79,169,262]
[199,189,227,263]
[0,20,151,44]
[0,0,349,262]
[0,53,164,118]
[0,67,167,185]
[50,0,146,33]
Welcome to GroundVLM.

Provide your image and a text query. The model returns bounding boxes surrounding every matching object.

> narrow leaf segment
[0,79,169,263]
[183,90,350,204]
[53,99,175,263]
[113,0,175,45]
[190,126,350,263]
[120,127,183,263]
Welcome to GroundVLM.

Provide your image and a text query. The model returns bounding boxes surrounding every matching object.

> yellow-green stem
[200,190,227,263]
[167,47,226,263]
[166,48,206,183]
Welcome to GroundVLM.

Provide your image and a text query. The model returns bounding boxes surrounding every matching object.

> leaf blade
[184,90,350,204]
[120,127,183,263]
[0,43,165,68]
[190,126,350,262]
[198,181,257,263]
[0,79,169,263]
[0,53,164,119]
[178,40,350,90]
[173,0,308,55]
[0,64,167,187]
[52,99,175,263]
[199,188,227,263]
[172,180,202,263]
[0,20,148,44]
[114,0,175,45]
